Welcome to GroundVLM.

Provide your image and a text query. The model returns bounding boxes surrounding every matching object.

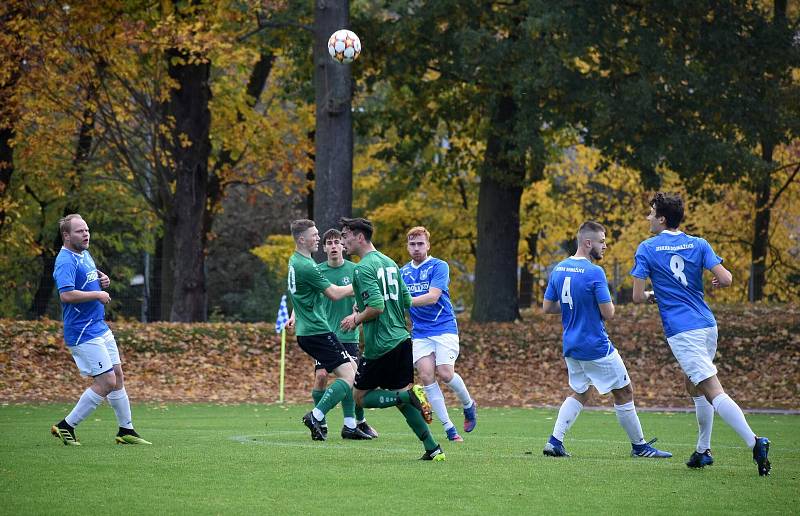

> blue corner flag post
[275,294,289,403]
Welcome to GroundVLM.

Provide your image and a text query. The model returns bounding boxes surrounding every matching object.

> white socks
[343,417,356,429]
[107,387,134,429]
[614,401,646,445]
[445,373,473,408]
[693,395,714,452]
[65,388,104,428]
[712,393,757,449]
[552,397,583,441]
[424,383,454,430]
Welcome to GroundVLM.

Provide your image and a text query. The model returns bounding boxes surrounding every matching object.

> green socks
[315,379,351,415]
[341,385,356,419]
[315,386,359,420]
[398,403,437,450]
[360,388,437,450]
[361,389,401,408]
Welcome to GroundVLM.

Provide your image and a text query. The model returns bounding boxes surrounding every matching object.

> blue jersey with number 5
[630,230,722,338]
[544,257,614,360]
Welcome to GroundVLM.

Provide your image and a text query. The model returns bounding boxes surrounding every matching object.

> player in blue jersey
[631,193,770,476]
[50,214,150,446]
[401,226,476,442]
[542,221,671,459]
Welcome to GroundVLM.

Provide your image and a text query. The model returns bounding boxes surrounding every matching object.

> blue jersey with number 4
[53,247,110,346]
[544,257,614,361]
[401,257,458,338]
[630,230,722,338]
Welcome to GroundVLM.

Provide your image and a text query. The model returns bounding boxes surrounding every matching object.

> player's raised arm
[324,283,353,300]
[411,286,441,306]
[710,264,732,288]
[60,289,111,305]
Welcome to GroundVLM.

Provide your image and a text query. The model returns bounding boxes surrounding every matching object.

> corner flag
[275,294,289,403]
[275,294,289,333]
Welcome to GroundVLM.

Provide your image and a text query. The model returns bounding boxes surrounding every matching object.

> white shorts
[565,350,630,395]
[70,330,121,377]
[412,334,460,366]
[667,326,718,385]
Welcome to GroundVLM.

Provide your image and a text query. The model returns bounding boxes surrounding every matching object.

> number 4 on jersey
[561,276,573,309]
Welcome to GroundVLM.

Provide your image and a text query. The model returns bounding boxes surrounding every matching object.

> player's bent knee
[436,367,454,383]
[93,371,117,395]
[612,384,634,404]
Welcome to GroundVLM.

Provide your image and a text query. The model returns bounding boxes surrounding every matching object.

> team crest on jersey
[342,276,351,285]
[420,268,429,280]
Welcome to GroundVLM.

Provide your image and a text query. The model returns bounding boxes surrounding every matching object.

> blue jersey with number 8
[544,257,614,361]
[630,230,722,338]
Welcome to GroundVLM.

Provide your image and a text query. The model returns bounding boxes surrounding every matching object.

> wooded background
[1,1,798,324]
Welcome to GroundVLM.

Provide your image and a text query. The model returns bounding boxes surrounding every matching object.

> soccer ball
[327,29,361,64]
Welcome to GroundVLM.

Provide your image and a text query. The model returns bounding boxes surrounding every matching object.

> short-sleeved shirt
[630,230,722,338]
[401,257,458,339]
[287,251,332,336]
[544,256,615,361]
[318,260,359,344]
[352,251,413,359]
[53,247,110,346]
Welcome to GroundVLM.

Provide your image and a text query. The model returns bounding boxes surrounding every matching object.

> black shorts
[314,341,360,371]
[297,333,352,373]
[354,338,414,391]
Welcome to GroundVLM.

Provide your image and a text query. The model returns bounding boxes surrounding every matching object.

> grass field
[0,403,797,515]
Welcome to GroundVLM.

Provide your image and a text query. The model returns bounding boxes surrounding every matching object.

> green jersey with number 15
[352,251,412,359]
[287,251,332,336]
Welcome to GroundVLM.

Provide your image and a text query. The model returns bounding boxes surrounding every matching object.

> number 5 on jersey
[561,276,573,310]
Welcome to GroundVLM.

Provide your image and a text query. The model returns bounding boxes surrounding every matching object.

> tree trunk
[0,5,22,234]
[749,141,774,302]
[166,49,211,322]
[471,94,524,322]
[0,126,13,232]
[313,0,352,258]
[159,214,178,321]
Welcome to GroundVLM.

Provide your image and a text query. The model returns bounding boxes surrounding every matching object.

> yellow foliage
[522,144,800,303]
[251,234,295,277]
[353,141,478,307]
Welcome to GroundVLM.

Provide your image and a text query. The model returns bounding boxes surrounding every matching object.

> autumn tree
[353,1,586,321]
[570,0,800,301]
[0,1,311,320]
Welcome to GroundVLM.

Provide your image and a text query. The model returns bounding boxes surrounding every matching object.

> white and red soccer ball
[327,29,361,64]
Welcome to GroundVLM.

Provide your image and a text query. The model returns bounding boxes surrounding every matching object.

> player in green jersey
[287,219,371,441]
[307,228,378,438]
[338,217,445,461]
